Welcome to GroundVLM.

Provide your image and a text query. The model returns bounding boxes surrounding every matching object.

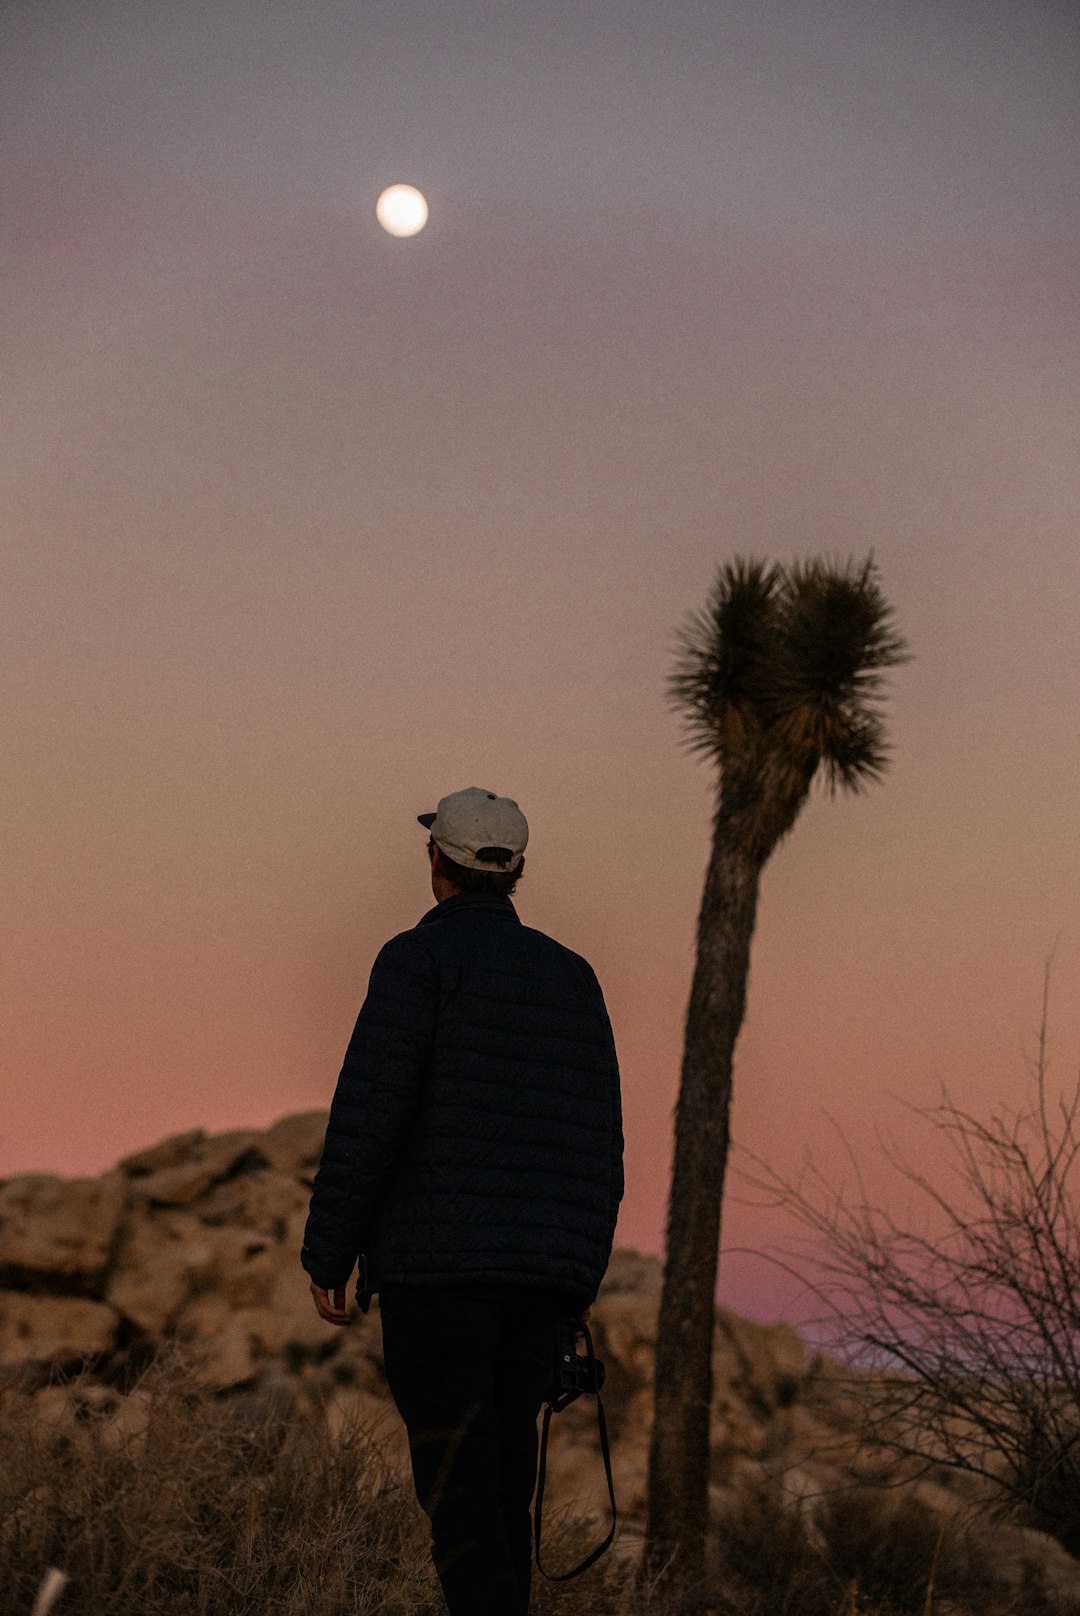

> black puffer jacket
[301,893,624,1307]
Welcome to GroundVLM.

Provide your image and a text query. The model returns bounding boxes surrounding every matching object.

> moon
[376,184,429,238]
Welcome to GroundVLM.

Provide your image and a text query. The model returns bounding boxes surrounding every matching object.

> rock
[0,1172,126,1292]
[774,1461,833,1544]
[131,1131,268,1206]
[587,1291,655,1444]
[28,1382,152,1452]
[31,1384,78,1425]
[67,1381,123,1421]
[193,1168,310,1237]
[714,1307,807,1416]
[111,1213,288,1334]
[259,1111,328,1179]
[117,1129,206,1178]
[105,1214,218,1334]
[592,1290,658,1380]
[0,1292,118,1369]
[172,1294,266,1390]
[329,1295,390,1382]
[260,1249,342,1359]
[1003,1525,1080,1604]
[93,1386,155,1452]
[312,1348,385,1398]
[599,1247,664,1301]
[780,1402,854,1465]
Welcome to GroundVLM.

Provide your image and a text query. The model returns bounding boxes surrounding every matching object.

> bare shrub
[752,960,1080,1557]
[819,1487,996,1613]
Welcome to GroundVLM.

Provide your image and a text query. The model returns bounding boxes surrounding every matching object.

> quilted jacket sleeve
[601,1002,625,1240]
[301,929,438,1289]
[594,995,627,1247]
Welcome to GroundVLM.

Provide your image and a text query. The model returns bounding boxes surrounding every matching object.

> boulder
[0,1292,118,1369]
[586,1291,655,1447]
[172,1293,266,1390]
[130,1131,268,1207]
[107,1200,307,1336]
[258,1111,328,1180]
[0,1171,126,1292]
[713,1307,807,1416]
[104,1213,218,1334]
[591,1289,658,1382]
[598,1247,664,1302]
[312,1346,386,1398]
[117,1129,206,1178]
[261,1250,343,1359]
[193,1168,310,1237]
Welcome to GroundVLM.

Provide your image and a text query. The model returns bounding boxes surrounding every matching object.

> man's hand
[310,1281,350,1326]
[575,1305,592,1341]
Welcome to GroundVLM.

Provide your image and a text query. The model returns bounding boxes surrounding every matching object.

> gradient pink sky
[4,0,1079,1321]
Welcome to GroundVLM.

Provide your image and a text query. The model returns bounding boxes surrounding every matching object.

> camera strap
[534,1317,618,1581]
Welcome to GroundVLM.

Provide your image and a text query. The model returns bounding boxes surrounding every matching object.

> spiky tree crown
[668,554,910,797]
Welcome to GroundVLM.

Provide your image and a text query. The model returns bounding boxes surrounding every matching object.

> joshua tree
[641,554,909,1605]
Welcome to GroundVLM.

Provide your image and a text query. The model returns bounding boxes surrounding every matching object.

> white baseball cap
[417,786,529,872]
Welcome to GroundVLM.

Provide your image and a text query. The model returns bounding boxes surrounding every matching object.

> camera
[549,1316,605,1409]
[537,1314,617,1579]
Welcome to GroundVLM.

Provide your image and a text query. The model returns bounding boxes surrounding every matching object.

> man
[302,786,624,1616]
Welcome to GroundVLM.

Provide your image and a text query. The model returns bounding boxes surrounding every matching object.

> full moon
[376,184,429,238]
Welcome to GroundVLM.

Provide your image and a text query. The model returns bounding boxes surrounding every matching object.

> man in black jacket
[302,786,624,1616]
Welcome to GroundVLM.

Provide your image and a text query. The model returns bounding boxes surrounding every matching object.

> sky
[4,0,1079,1322]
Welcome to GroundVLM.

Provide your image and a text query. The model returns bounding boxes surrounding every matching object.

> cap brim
[417,812,437,829]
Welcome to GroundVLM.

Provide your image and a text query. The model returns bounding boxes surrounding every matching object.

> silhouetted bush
[754,964,1080,1560]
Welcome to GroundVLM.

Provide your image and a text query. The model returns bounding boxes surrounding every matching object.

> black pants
[379,1282,573,1616]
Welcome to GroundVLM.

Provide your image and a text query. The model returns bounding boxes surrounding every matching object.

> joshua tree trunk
[642,764,811,1605]
[646,553,908,1605]
[641,838,760,1601]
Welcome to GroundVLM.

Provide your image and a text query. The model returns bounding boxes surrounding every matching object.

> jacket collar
[417,893,521,927]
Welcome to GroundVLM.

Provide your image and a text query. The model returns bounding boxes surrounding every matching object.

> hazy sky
[4,0,1079,1320]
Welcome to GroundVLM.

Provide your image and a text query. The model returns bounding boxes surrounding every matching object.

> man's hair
[428,836,525,898]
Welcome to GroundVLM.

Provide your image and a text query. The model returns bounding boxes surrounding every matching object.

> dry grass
[1,1354,433,1616]
[0,1354,1072,1616]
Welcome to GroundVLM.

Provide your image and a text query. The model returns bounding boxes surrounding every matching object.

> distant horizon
[8,948,1079,1333]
